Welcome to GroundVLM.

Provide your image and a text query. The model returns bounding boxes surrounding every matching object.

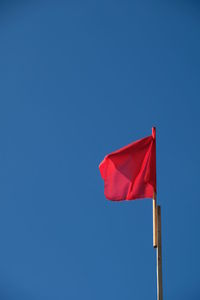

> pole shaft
[153,192,157,248]
[156,206,163,300]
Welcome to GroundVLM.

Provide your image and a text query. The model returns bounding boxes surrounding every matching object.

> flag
[99,128,156,201]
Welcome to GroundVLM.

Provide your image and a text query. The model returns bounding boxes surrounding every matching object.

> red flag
[99,128,156,201]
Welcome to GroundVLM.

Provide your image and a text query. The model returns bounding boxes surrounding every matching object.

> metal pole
[153,192,157,248]
[156,205,163,300]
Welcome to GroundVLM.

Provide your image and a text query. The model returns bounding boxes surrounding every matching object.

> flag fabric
[99,128,156,201]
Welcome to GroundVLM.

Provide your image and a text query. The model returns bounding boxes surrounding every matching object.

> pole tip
[152,127,156,139]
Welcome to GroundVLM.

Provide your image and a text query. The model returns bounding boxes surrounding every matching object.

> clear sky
[0,1,200,299]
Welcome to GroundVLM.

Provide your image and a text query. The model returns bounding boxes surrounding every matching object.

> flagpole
[156,205,163,300]
[152,127,157,249]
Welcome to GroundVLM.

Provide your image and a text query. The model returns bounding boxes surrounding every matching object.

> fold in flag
[99,128,156,201]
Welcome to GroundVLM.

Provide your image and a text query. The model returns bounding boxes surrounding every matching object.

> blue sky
[0,1,200,299]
